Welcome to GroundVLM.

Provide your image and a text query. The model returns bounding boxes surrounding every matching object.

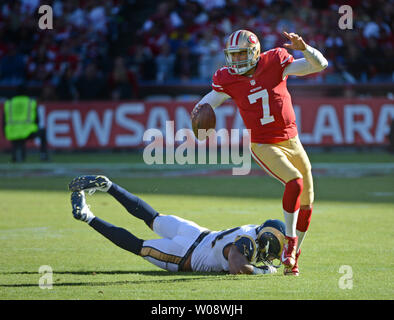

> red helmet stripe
[235,30,242,46]
[229,32,235,46]
[231,30,241,46]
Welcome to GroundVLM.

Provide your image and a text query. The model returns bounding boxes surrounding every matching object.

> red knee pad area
[282,178,303,213]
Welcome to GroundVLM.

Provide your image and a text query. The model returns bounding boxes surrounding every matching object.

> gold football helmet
[224,29,261,75]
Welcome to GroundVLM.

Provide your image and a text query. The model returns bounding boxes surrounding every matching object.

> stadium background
[0,0,393,302]
[0,0,393,151]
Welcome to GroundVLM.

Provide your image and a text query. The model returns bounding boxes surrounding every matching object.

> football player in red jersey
[192,30,328,276]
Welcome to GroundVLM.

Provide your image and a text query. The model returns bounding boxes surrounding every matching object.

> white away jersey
[191,224,259,272]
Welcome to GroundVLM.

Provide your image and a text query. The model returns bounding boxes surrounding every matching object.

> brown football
[191,103,216,140]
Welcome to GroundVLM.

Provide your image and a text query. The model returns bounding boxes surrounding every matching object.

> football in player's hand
[191,103,216,140]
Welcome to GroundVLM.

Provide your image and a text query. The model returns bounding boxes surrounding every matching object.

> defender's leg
[71,191,143,255]
[69,176,159,228]
[141,216,208,271]
[70,191,204,272]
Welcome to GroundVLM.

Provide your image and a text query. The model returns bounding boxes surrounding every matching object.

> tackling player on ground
[192,30,328,276]
[68,175,287,275]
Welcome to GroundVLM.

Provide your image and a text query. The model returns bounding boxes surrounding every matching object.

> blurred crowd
[0,0,393,101]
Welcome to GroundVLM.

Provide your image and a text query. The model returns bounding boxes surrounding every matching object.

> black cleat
[71,191,94,222]
[68,175,112,194]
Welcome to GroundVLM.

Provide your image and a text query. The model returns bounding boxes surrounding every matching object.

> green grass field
[0,151,393,300]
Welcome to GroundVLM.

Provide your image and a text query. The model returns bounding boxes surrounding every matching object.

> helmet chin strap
[229,56,259,75]
[229,63,254,75]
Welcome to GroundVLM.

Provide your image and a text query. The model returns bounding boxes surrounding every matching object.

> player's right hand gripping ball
[191,103,216,140]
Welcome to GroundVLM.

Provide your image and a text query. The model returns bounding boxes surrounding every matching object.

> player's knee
[283,178,303,213]
[286,178,304,196]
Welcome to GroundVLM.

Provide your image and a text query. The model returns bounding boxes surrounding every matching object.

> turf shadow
[0,270,248,288]
[0,270,225,276]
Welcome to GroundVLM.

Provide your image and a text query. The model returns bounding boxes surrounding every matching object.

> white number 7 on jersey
[248,89,274,125]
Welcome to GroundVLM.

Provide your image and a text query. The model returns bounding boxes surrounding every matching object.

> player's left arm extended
[283,45,328,78]
[281,31,328,78]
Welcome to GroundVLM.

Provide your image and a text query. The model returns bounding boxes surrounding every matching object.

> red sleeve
[266,47,294,69]
[265,47,294,81]
[211,68,226,93]
[275,47,294,70]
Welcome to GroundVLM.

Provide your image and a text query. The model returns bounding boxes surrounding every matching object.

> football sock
[108,183,159,227]
[296,206,313,252]
[85,211,95,224]
[89,217,143,255]
[282,178,303,238]
[283,209,299,238]
[296,207,313,232]
[296,230,307,253]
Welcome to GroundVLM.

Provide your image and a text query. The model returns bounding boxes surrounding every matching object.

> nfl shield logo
[250,80,256,86]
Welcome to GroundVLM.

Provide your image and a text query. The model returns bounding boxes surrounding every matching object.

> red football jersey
[212,47,297,144]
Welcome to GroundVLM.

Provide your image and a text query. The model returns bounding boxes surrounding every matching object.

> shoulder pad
[212,67,230,91]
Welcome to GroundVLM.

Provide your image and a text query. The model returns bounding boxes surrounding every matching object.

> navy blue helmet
[255,219,286,266]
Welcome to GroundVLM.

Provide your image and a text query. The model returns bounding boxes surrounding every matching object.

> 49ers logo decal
[248,35,257,44]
